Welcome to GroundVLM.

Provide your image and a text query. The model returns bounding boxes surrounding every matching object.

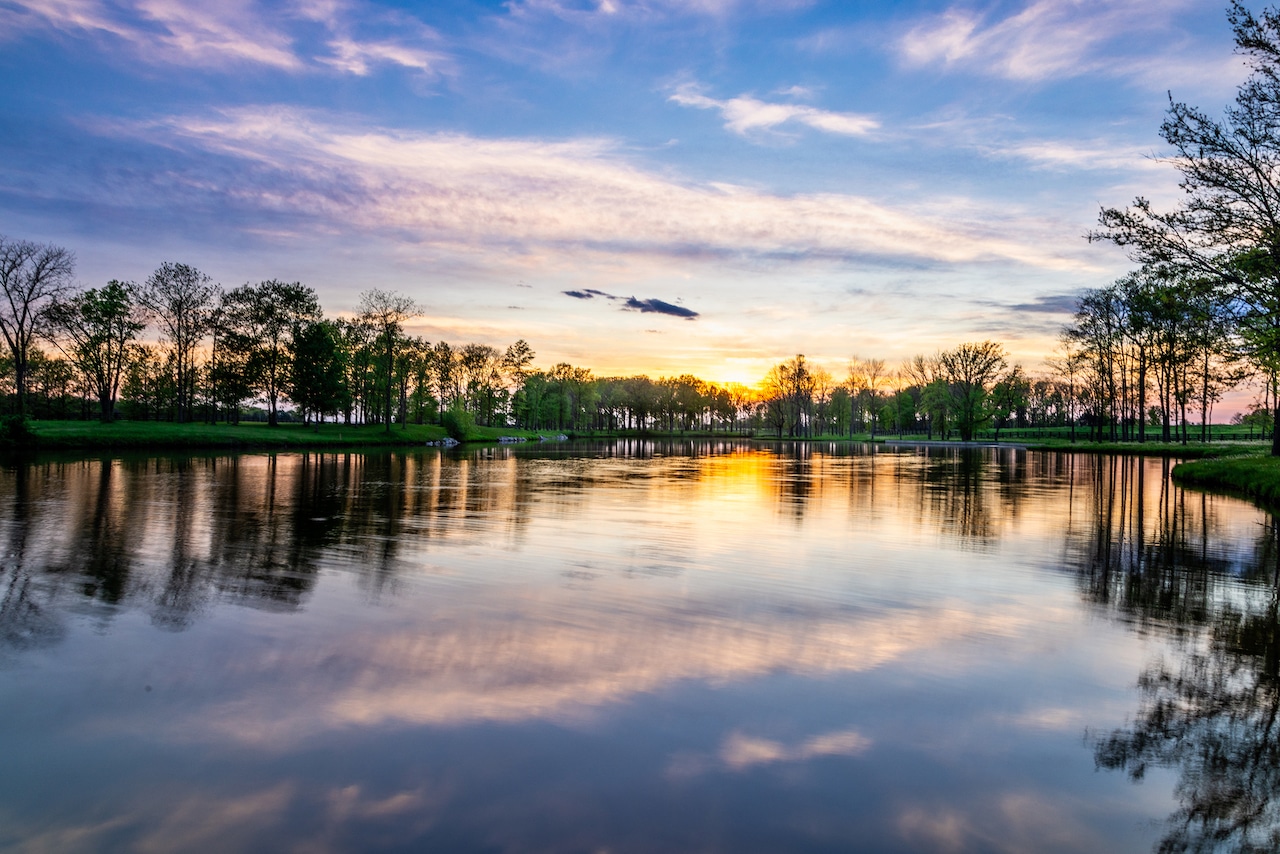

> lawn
[20,420,543,451]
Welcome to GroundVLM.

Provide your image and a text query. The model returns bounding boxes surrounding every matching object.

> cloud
[74,106,1093,273]
[318,37,445,76]
[898,1,1196,83]
[563,289,698,318]
[719,728,871,770]
[1006,293,1081,315]
[670,84,879,138]
[623,297,698,318]
[0,0,448,76]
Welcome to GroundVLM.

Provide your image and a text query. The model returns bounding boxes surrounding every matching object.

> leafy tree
[207,304,255,424]
[0,236,74,417]
[503,339,535,405]
[46,280,145,421]
[221,281,321,426]
[939,341,1007,442]
[1092,2,1280,453]
[990,364,1030,442]
[288,319,348,424]
[119,344,174,421]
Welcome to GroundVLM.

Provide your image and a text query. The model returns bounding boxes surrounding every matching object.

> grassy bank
[15,420,544,452]
[1171,453,1280,510]
[1024,439,1263,458]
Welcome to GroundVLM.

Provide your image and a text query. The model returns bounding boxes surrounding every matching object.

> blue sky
[0,0,1249,383]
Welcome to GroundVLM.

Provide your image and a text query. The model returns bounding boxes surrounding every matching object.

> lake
[1,441,1277,853]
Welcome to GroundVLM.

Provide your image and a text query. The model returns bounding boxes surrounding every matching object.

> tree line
[0,242,1061,439]
[0,239,1264,442]
[1087,2,1280,455]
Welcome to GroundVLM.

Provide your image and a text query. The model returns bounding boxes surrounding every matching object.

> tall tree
[221,280,322,426]
[0,237,74,417]
[358,289,422,433]
[46,281,146,421]
[763,355,815,437]
[136,262,217,423]
[1046,337,1087,443]
[938,341,1007,442]
[1092,2,1280,453]
[288,319,348,424]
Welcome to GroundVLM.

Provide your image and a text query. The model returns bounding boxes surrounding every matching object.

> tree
[989,364,1030,442]
[288,320,348,424]
[503,339,535,403]
[903,354,944,439]
[1046,337,1087,443]
[136,263,217,423]
[358,289,422,433]
[206,303,255,424]
[763,355,815,437]
[0,237,74,417]
[221,280,321,426]
[938,341,1007,442]
[46,281,146,421]
[850,357,887,439]
[1092,2,1280,454]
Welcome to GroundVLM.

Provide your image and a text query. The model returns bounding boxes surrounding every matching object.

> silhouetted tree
[0,236,74,417]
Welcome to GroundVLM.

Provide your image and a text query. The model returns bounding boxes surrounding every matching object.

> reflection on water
[1067,454,1280,853]
[0,442,1276,852]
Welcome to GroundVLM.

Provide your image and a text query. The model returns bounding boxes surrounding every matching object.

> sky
[0,0,1254,386]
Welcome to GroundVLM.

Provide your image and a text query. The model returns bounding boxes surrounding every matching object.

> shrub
[0,415,37,449]
[440,405,474,441]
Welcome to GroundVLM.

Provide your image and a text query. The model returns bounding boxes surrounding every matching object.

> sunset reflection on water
[0,442,1273,852]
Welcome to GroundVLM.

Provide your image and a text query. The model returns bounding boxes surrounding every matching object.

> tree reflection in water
[7,444,1280,851]
[1077,455,1280,853]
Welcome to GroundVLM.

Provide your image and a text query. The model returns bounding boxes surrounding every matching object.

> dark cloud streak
[623,297,698,318]
[562,289,698,319]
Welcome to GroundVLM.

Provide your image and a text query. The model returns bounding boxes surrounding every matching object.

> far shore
[3,420,1271,455]
[7,420,1280,513]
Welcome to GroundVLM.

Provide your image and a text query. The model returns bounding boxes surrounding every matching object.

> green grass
[1023,438,1264,458]
[20,420,545,452]
[1172,452,1280,510]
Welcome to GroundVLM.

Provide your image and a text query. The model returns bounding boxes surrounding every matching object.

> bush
[0,414,37,449]
[440,405,474,441]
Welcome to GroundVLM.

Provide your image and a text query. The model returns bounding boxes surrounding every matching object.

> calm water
[1,441,1278,853]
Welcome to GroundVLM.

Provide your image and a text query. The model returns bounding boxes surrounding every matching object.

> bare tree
[136,263,218,423]
[358,289,422,432]
[0,237,75,417]
[1046,336,1087,443]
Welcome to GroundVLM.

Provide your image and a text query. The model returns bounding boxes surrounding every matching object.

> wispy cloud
[503,0,812,24]
[720,728,871,770]
[77,106,1093,272]
[670,84,879,138]
[1005,293,1081,315]
[899,0,1195,83]
[0,0,448,76]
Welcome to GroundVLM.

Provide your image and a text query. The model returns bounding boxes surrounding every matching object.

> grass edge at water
[1171,453,1280,511]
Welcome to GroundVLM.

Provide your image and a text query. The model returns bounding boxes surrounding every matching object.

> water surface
[1,441,1277,853]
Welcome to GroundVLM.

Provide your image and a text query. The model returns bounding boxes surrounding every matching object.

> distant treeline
[0,237,1272,443]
